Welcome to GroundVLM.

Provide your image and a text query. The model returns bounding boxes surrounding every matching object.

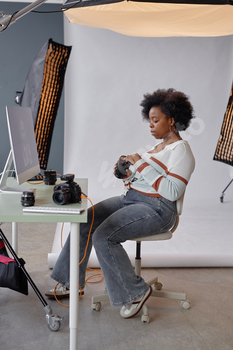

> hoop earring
[169,125,177,133]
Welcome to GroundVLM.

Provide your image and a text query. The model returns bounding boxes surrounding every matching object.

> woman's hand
[125,153,141,165]
[124,169,132,178]
[113,159,133,179]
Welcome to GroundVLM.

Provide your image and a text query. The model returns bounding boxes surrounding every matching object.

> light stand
[0,0,47,32]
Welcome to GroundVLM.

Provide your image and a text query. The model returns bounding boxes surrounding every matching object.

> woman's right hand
[113,160,132,179]
[124,169,132,179]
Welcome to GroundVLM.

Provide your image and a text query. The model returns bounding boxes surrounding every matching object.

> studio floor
[1,200,233,350]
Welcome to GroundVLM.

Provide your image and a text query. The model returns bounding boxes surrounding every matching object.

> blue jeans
[50,189,176,306]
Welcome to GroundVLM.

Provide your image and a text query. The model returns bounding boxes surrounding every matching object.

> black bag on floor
[0,238,9,257]
[0,233,28,295]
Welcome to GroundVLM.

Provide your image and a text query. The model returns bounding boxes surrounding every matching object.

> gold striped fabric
[34,39,72,170]
[214,83,233,166]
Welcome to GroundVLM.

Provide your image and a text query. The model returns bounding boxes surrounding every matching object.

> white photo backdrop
[58,17,233,268]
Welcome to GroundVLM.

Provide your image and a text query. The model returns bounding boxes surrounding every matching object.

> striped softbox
[21,39,72,170]
[214,83,233,166]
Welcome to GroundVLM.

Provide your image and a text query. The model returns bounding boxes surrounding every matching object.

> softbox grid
[214,83,233,166]
[34,39,72,170]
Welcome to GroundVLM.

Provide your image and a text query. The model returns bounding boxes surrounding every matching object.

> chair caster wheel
[92,302,101,311]
[155,282,163,290]
[141,314,150,323]
[181,300,191,309]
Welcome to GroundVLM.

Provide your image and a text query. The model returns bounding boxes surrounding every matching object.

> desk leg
[12,222,18,254]
[69,222,80,350]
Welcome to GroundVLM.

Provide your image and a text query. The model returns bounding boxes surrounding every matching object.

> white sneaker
[45,283,84,299]
[120,286,152,319]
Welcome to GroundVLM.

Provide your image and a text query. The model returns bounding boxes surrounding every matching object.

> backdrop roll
[61,19,233,267]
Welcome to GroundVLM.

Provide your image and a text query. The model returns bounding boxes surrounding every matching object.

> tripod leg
[220,178,233,203]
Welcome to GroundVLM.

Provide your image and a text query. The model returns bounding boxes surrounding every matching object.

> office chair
[91,192,191,323]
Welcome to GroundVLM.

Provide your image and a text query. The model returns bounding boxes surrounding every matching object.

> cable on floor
[53,194,104,307]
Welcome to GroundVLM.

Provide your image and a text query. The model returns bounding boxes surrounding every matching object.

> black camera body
[114,156,132,179]
[53,174,81,205]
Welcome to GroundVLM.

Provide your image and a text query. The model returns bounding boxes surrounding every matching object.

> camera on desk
[52,174,81,205]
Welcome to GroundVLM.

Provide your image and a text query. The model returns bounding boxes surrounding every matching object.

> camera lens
[53,190,71,205]
[43,169,57,185]
[21,191,35,207]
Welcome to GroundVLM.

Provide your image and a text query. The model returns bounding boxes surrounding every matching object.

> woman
[45,88,195,319]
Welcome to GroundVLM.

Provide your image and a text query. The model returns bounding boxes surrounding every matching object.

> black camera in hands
[114,155,132,179]
[52,174,82,205]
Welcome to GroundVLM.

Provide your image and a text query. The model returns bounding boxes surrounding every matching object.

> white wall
[47,17,233,268]
[63,18,233,205]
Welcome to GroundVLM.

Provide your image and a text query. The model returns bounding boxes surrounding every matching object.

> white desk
[0,178,88,350]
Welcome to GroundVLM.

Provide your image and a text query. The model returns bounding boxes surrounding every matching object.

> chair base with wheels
[91,193,191,323]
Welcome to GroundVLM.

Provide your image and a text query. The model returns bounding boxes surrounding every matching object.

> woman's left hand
[125,153,141,165]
